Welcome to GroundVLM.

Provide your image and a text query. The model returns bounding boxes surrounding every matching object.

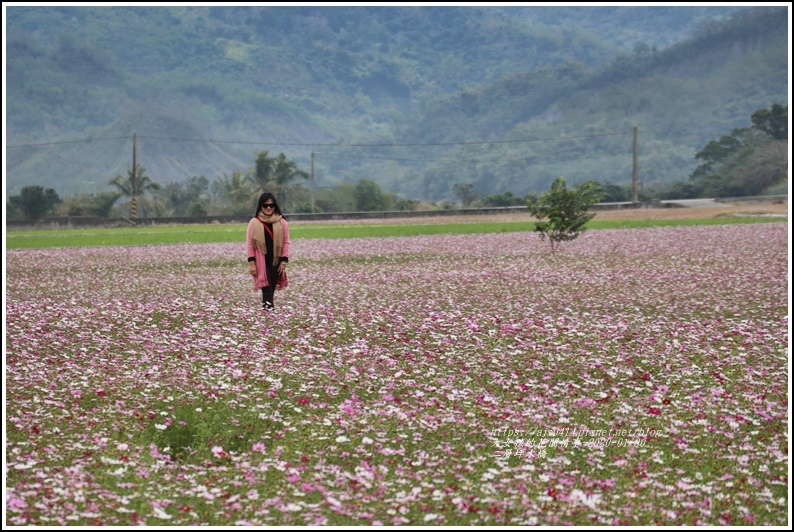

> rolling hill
[4,5,786,202]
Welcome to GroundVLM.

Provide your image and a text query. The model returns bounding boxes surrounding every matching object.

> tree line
[5,149,420,222]
[6,104,787,222]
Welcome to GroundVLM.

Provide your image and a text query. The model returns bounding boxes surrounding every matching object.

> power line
[7,130,631,149]
[147,131,633,147]
[3,129,645,170]
[6,136,129,148]
[314,152,442,163]
[318,131,631,148]
[7,128,704,170]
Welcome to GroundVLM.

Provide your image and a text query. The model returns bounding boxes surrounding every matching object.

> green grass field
[3,215,782,249]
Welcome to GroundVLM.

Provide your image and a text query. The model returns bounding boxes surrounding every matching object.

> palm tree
[271,153,309,209]
[245,151,309,210]
[108,164,161,219]
[247,150,275,194]
[272,152,310,188]
[215,170,257,215]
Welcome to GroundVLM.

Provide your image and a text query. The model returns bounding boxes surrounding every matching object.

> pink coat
[246,217,290,291]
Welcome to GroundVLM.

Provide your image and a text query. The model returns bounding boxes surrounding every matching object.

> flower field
[4,222,789,526]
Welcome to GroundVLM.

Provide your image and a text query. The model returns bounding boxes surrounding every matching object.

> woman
[246,192,290,311]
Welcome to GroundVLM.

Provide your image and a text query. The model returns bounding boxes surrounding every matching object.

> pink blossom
[212,446,227,458]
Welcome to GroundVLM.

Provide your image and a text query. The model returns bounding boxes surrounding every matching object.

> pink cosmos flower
[574,397,597,408]
[7,494,27,510]
[212,445,227,458]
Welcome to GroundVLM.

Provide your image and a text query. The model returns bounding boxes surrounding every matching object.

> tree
[157,176,209,216]
[245,151,309,210]
[587,181,632,203]
[108,163,161,219]
[480,191,527,207]
[691,128,751,181]
[717,137,787,197]
[60,191,122,217]
[213,170,257,216]
[248,150,275,194]
[354,179,387,212]
[271,152,309,209]
[751,103,787,140]
[452,183,474,207]
[526,177,600,254]
[272,153,310,188]
[8,186,61,221]
[314,182,357,213]
[688,104,788,198]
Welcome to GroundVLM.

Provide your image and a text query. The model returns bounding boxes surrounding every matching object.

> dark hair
[255,192,283,217]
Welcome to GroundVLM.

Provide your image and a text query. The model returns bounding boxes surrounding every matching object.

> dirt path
[297,201,788,225]
[592,202,789,221]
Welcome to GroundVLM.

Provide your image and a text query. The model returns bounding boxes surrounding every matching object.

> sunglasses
[262,203,275,209]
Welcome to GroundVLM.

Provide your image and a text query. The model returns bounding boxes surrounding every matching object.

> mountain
[4,5,786,202]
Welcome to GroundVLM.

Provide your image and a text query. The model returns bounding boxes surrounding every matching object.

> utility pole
[632,126,638,203]
[310,151,315,213]
[131,132,138,218]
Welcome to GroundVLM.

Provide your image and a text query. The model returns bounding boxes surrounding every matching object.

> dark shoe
[263,301,275,312]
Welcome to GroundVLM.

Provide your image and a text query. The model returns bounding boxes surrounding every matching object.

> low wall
[5,196,786,231]
[4,204,657,230]
[718,194,788,205]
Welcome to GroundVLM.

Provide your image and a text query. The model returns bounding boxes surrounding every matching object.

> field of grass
[5,219,788,526]
[3,214,783,249]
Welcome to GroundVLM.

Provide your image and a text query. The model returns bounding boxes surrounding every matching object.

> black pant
[261,263,279,307]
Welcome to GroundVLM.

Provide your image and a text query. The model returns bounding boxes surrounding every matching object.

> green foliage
[526,177,599,253]
[5,200,24,221]
[188,201,208,216]
[271,153,310,211]
[314,182,357,213]
[354,179,388,212]
[686,104,788,197]
[588,181,632,202]
[7,186,61,221]
[478,191,528,207]
[211,170,257,216]
[452,183,475,207]
[108,163,162,218]
[692,129,750,179]
[716,139,787,197]
[304,177,411,213]
[244,150,309,211]
[60,191,122,217]
[751,103,787,140]
[272,153,310,188]
[250,150,274,194]
[155,176,210,216]
[398,7,787,201]
[642,180,700,201]
[140,399,264,464]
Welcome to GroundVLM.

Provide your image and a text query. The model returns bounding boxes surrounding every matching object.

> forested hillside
[5,5,786,202]
[387,7,789,199]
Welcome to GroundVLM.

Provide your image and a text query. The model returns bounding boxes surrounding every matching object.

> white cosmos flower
[152,507,172,520]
